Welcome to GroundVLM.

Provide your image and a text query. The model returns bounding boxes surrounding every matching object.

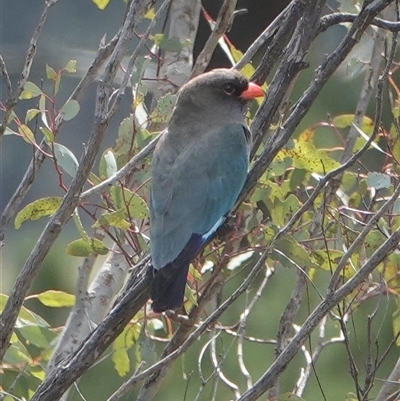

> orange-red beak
[240,82,265,100]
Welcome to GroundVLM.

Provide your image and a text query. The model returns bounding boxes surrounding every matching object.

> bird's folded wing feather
[150,123,249,270]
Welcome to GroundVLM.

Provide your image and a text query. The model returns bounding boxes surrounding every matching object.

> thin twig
[0,0,60,138]
[191,0,238,77]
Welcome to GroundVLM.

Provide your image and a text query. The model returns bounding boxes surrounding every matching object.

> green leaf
[53,142,79,177]
[131,57,151,86]
[65,59,77,73]
[270,194,300,227]
[92,0,110,10]
[115,115,135,156]
[93,208,131,229]
[14,197,62,229]
[15,320,53,348]
[20,81,42,99]
[66,238,109,257]
[46,64,57,80]
[228,44,256,79]
[55,73,61,95]
[112,324,141,376]
[150,93,177,123]
[26,108,41,122]
[40,126,54,143]
[32,290,75,308]
[18,124,36,143]
[3,127,15,136]
[364,229,387,256]
[0,294,49,327]
[273,236,318,270]
[151,34,189,52]
[332,114,374,134]
[366,172,391,190]
[99,149,118,179]
[392,199,400,214]
[59,99,80,121]
[108,187,149,220]
[3,338,33,365]
[73,210,89,241]
[127,193,149,220]
[346,393,359,401]
[266,156,292,177]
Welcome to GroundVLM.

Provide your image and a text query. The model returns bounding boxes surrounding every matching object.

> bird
[149,68,264,312]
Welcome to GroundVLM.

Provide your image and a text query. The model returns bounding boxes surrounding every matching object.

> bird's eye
[222,83,236,95]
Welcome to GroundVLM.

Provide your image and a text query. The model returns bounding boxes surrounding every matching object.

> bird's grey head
[170,69,253,126]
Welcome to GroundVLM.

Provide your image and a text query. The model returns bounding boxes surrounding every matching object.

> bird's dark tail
[151,262,189,313]
[151,233,203,312]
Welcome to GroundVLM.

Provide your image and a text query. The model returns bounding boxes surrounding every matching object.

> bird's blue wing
[150,123,249,269]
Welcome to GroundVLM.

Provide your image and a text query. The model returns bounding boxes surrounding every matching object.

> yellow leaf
[18,124,35,144]
[278,137,340,174]
[144,7,155,19]
[93,208,131,229]
[332,114,374,135]
[15,197,62,229]
[92,0,110,10]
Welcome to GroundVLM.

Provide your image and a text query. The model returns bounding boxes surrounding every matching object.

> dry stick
[250,0,309,90]
[265,2,328,398]
[248,0,320,162]
[0,53,12,98]
[0,0,155,364]
[294,316,345,397]
[190,0,238,78]
[0,0,59,139]
[48,254,98,372]
[376,357,400,401]
[237,268,273,390]
[319,12,400,32]
[0,31,119,242]
[234,2,292,71]
[155,0,201,98]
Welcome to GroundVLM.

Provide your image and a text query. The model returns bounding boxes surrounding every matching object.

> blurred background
[1,1,397,400]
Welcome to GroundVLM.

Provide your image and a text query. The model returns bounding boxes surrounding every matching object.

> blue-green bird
[149,68,264,312]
